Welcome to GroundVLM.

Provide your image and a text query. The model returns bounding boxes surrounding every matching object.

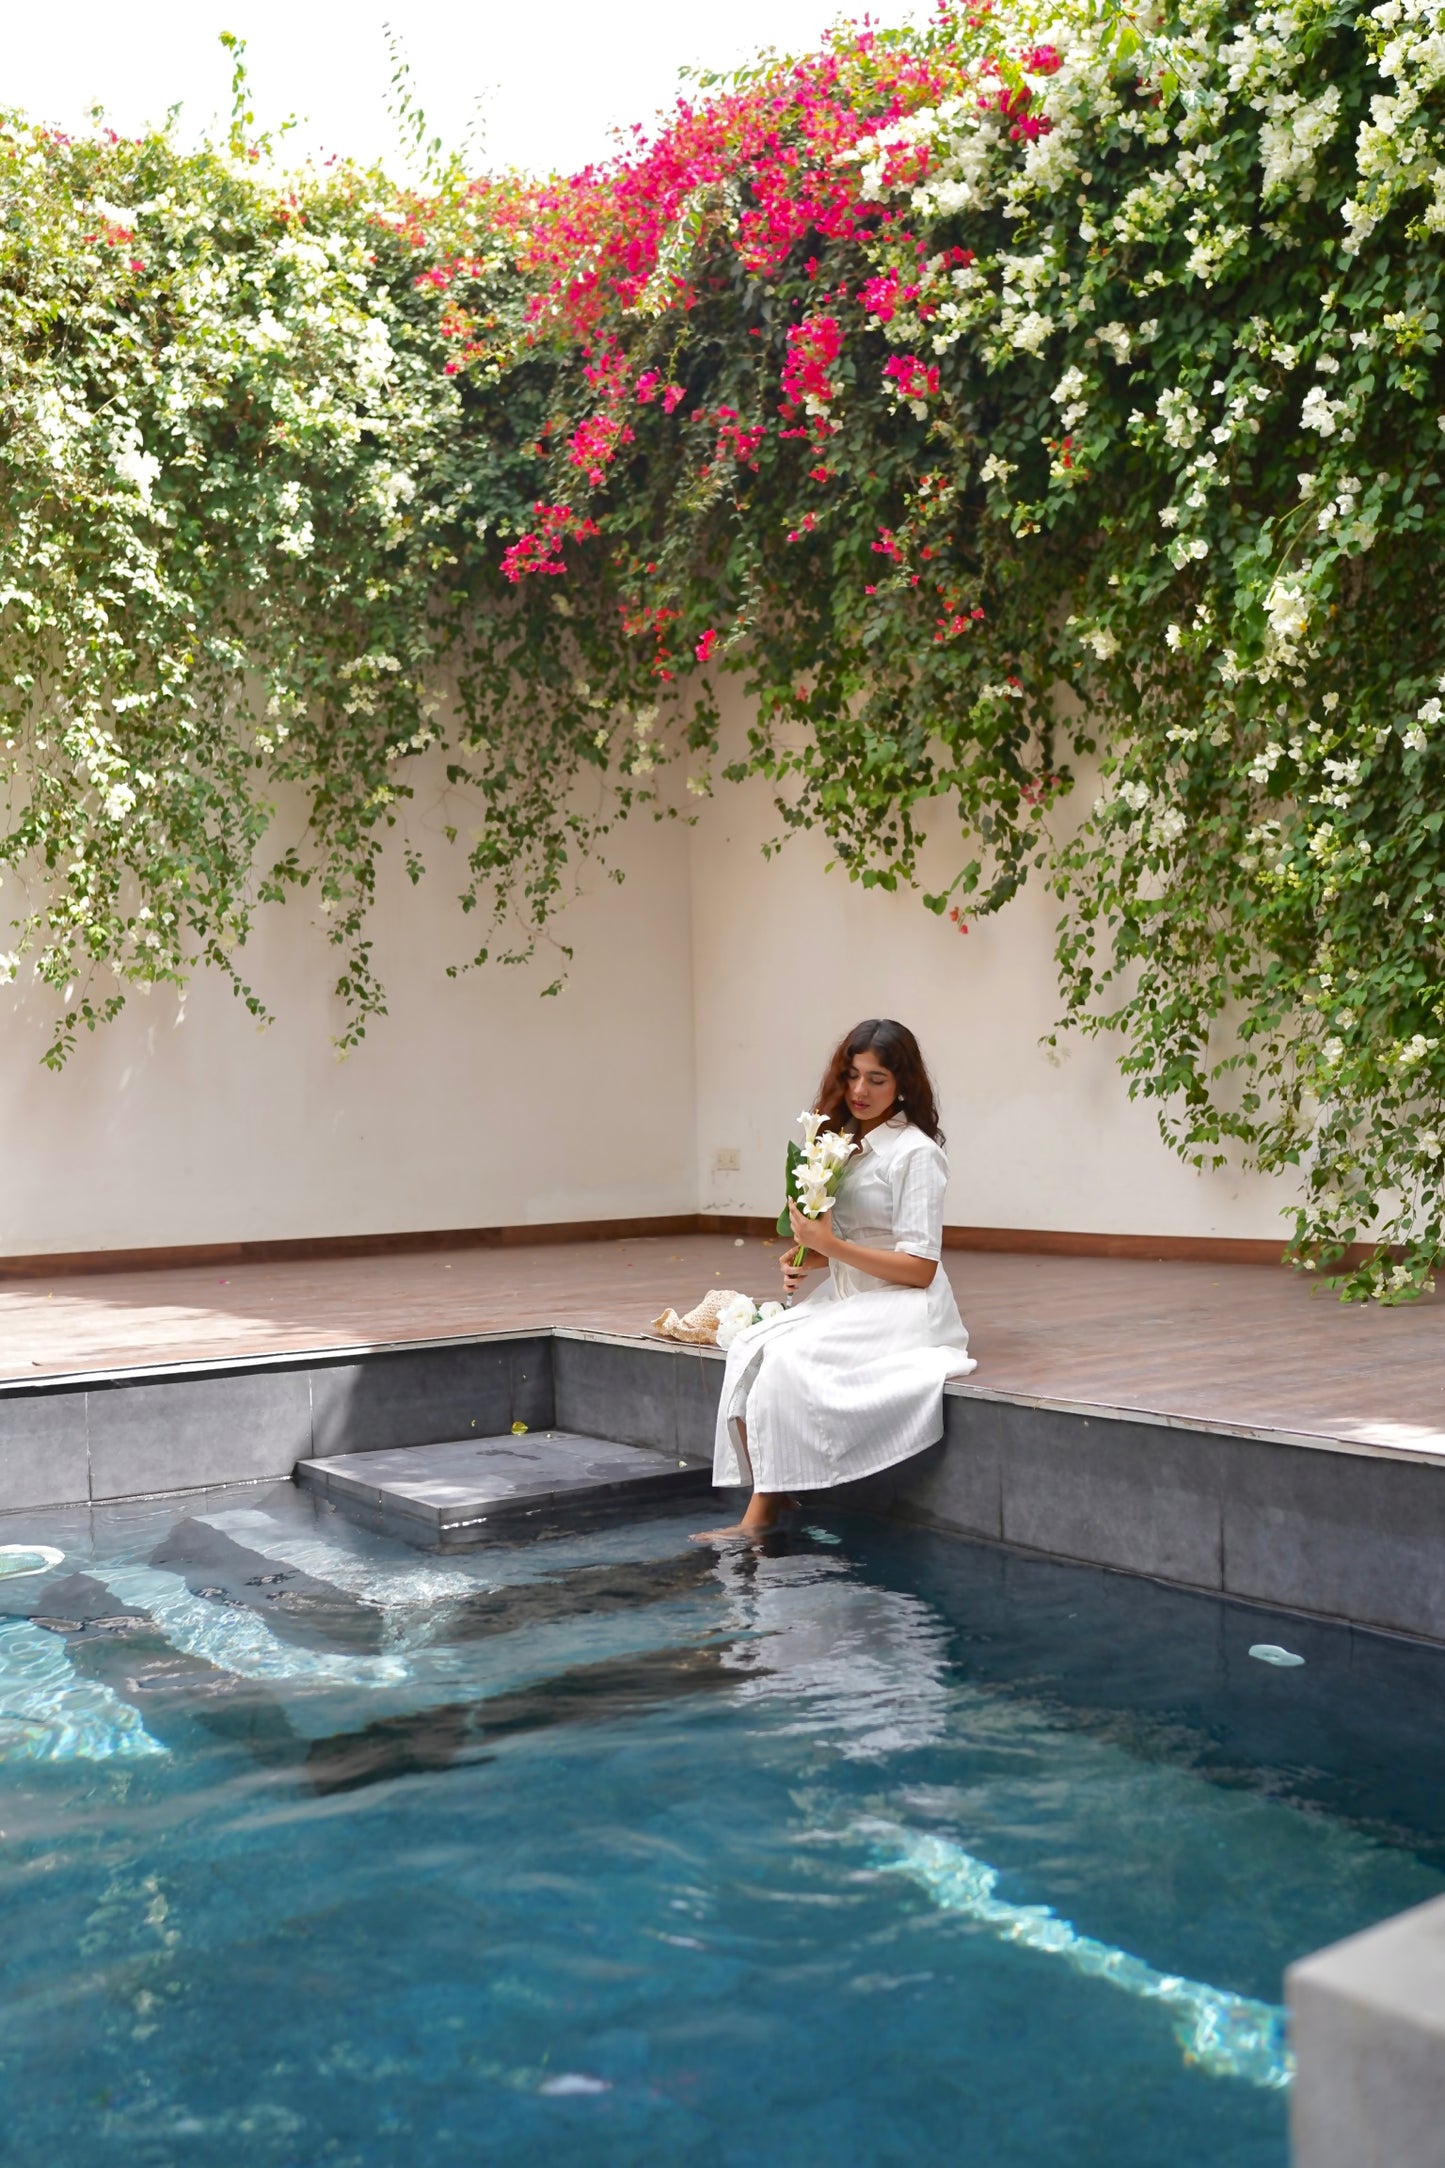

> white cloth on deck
[713,1113,976,1494]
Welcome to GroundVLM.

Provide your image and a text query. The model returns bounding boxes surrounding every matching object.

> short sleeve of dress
[890,1138,948,1261]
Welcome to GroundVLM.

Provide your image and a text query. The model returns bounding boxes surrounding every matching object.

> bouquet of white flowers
[777,1109,858,1278]
[714,1292,787,1351]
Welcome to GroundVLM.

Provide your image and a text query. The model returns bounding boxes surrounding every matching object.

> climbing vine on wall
[2,0,1444,1294]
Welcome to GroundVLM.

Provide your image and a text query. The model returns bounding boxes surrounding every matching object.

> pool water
[0,1484,1441,2167]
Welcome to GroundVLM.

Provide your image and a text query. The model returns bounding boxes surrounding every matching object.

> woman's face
[844,1047,899,1126]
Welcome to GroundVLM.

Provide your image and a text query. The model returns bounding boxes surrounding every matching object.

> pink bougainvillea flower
[858,269,922,324]
[883,353,941,403]
[409,17,1014,598]
[715,413,766,464]
[1019,772,1061,806]
[566,410,633,482]
[501,501,601,581]
[781,314,844,412]
[696,628,718,662]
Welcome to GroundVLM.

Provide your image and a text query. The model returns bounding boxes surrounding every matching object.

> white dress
[713,1113,977,1494]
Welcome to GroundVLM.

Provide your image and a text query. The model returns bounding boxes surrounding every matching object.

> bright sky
[4,0,921,178]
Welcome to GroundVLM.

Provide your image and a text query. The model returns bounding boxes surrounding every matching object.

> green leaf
[776,1139,804,1235]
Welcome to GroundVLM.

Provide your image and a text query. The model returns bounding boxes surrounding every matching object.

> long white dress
[712,1112,977,1494]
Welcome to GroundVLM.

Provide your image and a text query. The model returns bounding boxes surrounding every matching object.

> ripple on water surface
[0,1482,1440,2167]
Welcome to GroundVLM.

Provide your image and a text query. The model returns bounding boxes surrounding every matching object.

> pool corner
[1287,1892,1445,2168]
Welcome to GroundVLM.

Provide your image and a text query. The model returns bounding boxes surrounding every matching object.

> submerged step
[297,1430,712,1540]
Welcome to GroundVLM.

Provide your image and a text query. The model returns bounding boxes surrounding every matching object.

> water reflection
[704,1536,1294,2089]
[1,1490,1438,2116]
[710,1542,953,1758]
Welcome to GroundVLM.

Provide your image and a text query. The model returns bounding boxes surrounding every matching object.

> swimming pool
[0,1483,1440,2165]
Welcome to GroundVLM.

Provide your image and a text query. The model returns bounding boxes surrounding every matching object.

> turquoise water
[0,1484,1441,2166]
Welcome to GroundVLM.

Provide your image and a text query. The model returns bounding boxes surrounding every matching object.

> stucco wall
[687,694,1300,1243]
[0,803,699,1255]
[0,696,1302,1256]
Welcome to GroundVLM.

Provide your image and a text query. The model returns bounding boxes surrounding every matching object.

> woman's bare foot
[691,1492,793,1543]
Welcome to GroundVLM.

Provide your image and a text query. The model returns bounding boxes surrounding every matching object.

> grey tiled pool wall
[553,1336,1445,1646]
[0,1336,553,1511]
[552,1333,723,1454]
[3,1326,1445,1644]
[852,1398,1445,1646]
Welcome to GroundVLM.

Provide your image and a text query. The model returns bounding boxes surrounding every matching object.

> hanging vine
[1,0,1443,1294]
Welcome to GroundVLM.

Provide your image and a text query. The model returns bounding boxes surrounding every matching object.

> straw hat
[650,1288,748,1346]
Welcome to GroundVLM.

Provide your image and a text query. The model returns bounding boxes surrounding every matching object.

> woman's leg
[692,1421,792,1541]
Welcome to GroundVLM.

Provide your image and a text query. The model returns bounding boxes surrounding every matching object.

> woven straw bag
[650,1288,748,1346]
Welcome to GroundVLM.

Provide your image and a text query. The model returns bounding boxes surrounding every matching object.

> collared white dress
[713,1113,976,1494]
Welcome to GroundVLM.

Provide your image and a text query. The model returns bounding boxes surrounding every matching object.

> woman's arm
[786,1201,937,1289]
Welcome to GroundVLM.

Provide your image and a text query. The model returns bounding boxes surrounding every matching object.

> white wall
[0,695,1302,1256]
[687,692,1300,1243]
[0,795,699,1254]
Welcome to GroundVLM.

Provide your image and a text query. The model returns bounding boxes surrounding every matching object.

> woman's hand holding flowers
[787,1199,835,1259]
[776,1114,856,1300]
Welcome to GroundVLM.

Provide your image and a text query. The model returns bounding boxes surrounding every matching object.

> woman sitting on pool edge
[694,1018,976,1543]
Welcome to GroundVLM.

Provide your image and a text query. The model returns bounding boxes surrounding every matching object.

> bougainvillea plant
[1,0,1443,1296]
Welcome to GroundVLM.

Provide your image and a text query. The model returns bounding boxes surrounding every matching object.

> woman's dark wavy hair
[814,1019,943,1143]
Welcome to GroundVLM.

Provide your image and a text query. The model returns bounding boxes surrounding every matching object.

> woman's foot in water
[691,1492,797,1543]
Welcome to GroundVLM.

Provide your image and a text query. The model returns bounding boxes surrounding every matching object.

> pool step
[297,1430,713,1545]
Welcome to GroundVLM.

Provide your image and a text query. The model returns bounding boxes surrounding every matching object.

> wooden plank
[939,1225,1289,1265]
[0,1237,1438,1459]
[0,1217,1398,1282]
[0,1216,703,1281]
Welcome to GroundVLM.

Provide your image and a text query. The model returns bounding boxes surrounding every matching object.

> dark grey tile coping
[299,1429,711,1540]
[3,1323,1445,1642]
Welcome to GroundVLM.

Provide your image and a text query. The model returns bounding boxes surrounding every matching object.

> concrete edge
[1287,1893,1445,2168]
[0,1325,540,1397]
[4,1320,1444,1470]
[941,1379,1445,1469]
[6,1326,1445,1639]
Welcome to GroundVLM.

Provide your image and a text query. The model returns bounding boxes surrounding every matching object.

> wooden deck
[1,1233,1441,1463]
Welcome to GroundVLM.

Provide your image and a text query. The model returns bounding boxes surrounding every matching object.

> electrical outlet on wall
[712,1146,741,1174]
